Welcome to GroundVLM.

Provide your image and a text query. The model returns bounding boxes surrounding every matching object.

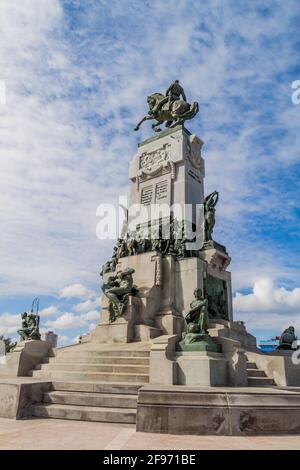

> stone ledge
[0,380,52,419]
[136,385,300,435]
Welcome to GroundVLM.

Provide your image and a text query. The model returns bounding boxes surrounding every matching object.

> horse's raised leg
[134,115,151,131]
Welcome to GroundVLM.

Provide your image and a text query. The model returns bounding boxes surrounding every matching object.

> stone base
[175,351,228,386]
[134,324,162,341]
[90,318,135,343]
[201,239,228,254]
[90,318,161,344]
[199,240,231,271]
[90,296,141,343]
[0,378,51,419]
[136,385,300,435]
[0,340,53,378]
[155,310,183,336]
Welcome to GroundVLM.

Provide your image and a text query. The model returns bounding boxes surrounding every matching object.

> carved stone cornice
[199,245,231,271]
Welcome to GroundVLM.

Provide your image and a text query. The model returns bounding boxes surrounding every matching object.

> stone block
[149,335,178,385]
[175,351,228,386]
[136,385,300,435]
[0,380,52,419]
[0,340,52,378]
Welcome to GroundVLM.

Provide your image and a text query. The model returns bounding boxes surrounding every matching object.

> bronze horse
[134,93,199,132]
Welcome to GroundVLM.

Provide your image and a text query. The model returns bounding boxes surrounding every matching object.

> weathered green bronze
[102,267,138,323]
[178,288,220,352]
[184,288,209,335]
[204,190,219,242]
[134,80,199,133]
[101,219,200,277]
[204,274,229,320]
[17,312,41,341]
[278,326,298,350]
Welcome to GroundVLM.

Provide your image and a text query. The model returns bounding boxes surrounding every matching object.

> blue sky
[0,0,299,346]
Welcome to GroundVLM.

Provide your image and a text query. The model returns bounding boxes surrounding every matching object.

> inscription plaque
[141,184,153,206]
[155,180,168,202]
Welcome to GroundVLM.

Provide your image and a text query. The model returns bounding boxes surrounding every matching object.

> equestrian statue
[134,80,199,133]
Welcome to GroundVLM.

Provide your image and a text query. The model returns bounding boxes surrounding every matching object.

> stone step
[36,363,149,374]
[32,403,136,424]
[247,369,266,378]
[208,323,226,331]
[29,369,149,383]
[55,349,150,358]
[52,381,141,394]
[43,390,137,408]
[207,328,228,338]
[246,361,258,369]
[247,377,275,387]
[43,355,149,365]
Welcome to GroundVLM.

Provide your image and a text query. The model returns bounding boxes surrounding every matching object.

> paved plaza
[0,418,300,450]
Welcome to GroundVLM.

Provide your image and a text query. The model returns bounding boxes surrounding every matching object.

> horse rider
[151,80,187,116]
[166,80,186,106]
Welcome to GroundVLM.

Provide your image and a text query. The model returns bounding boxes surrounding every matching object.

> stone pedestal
[90,125,240,386]
[90,296,146,343]
[176,351,228,386]
[0,340,52,378]
[128,125,205,231]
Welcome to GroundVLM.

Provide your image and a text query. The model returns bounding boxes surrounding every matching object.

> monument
[17,298,41,341]
[89,80,250,386]
[1,80,300,436]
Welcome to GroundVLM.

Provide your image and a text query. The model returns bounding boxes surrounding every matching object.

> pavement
[0,418,300,450]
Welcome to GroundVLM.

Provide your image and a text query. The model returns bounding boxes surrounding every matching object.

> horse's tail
[190,101,199,116]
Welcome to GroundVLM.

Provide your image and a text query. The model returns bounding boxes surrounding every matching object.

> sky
[0,0,299,346]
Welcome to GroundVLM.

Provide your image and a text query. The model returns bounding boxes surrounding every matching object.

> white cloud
[57,334,71,346]
[82,310,99,322]
[45,312,86,330]
[233,278,300,314]
[45,308,99,331]
[74,298,100,313]
[236,312,300,335]
[59,284,94,299]
[39,306,61,317]
[0,312,20,336]
[233,277,300,338]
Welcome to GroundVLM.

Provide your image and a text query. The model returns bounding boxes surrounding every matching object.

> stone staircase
[28,347,150,383]
[32,381,140,423]
[246,360,275,387]
[29,343,150,423]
